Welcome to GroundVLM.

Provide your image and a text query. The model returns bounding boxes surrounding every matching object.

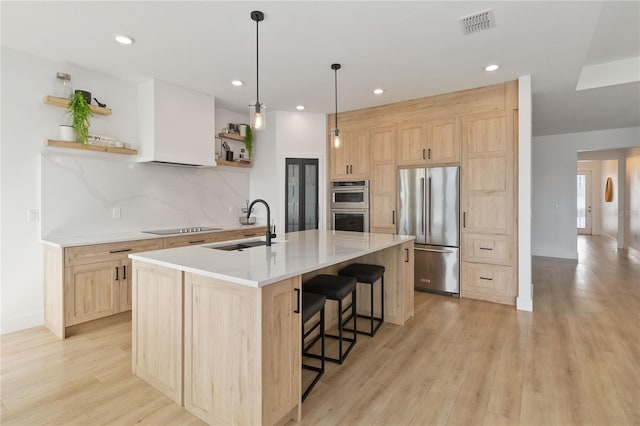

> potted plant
[244,125,254,159]
[66,91,93,143]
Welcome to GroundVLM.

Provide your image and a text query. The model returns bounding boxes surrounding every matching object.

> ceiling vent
[459,9,495,35]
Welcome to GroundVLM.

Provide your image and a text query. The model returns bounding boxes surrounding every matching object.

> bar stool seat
[302,291,326,402]
[304,274,356,300]
[304,274,357,364]
[339,263,385,336]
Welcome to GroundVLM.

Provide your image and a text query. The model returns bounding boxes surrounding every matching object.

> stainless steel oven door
[330,181,369,209]
[331,209,370,232]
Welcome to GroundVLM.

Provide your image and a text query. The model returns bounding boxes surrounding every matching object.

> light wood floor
[2,235,638,425]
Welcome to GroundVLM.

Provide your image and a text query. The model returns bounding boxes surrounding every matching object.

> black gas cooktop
[141,226,222,236]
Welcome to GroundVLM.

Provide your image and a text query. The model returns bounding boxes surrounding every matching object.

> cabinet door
[261,277,301,424]
[347,130,370,179]
[397,122,427,166]
[119,259,132,312]
[65,260,120,326]
[461,113,513,235]
[330,132,351,180]
[427,118,460,164]
[370,126,396,230]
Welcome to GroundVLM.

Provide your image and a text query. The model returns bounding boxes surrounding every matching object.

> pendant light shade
[249,10,265,130]
[331,63,341,148]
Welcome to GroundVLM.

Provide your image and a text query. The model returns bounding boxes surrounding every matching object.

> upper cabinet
[137,79,215,167]
[329,128,370,180]
[397,118,460,166]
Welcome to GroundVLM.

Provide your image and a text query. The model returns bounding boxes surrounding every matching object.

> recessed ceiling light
[373,88,385,95]
[231,80,244,86]
[484,64,499,72]
[296,105,305,110]
[114,34,135,45]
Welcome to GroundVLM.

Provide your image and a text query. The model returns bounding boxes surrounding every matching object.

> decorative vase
[59,125,76,142]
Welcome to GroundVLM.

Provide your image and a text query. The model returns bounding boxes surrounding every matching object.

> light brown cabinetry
[59,239,164,332]
[180,273,301,425]
[44,227,271,339]
[461,109,517,305]
[397,118,460,166]
[330,129,370,180]
[370,126,397,232]
[326,80,518,307]
[65,260,121,326]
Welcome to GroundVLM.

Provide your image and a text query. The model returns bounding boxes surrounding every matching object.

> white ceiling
[2,1,639,136]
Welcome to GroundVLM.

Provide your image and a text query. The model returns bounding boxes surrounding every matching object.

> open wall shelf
[43,96,113,116]
[45,140,137,155]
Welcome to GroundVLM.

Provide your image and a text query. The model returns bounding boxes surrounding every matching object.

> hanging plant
[244,125,254,159]
[66,91,93,143]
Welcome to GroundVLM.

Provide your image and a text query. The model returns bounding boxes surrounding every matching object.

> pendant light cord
[256,18,259,106]
[334,68,338,131]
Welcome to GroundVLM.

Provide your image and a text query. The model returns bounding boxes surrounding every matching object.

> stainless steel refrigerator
[397,166,459,295]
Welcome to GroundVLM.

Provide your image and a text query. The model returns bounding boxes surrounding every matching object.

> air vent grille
[459,9,495,34]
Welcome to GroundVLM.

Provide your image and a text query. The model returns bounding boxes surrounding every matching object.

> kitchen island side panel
[131,261,183,404]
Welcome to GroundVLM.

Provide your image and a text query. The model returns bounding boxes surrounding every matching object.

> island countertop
[129,230,414,287]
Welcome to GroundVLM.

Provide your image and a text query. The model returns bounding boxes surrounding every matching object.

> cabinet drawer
[164,232,226,248]
[461,262,515,305]
[462,234,512,265]
[65,239,164,266]
[224,227,267,241]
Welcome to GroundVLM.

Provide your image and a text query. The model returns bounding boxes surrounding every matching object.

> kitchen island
[129,230,414,426]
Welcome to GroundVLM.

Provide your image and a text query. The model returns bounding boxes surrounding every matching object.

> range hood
[137,79,216,167]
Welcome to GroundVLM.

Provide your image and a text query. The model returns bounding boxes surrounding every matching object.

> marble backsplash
[41,152,250,237]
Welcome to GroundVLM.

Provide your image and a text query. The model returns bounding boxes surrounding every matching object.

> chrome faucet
[247,199,276,246]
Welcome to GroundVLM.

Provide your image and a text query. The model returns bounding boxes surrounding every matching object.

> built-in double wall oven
[330,180,369,232]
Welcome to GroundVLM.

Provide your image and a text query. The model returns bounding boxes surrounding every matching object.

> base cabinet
[65,260,120,326]
[181,273,301,426]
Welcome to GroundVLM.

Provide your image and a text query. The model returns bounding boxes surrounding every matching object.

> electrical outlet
[112,207,121,219]
[27,209,39,222]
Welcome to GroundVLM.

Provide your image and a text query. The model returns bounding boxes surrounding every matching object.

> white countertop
[129,230,414,287]
[41,224,267,247]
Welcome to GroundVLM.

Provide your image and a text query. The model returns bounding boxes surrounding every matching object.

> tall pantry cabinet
[327,81,519,306]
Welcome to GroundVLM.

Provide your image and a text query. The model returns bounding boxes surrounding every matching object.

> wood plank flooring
[2,235,638,425]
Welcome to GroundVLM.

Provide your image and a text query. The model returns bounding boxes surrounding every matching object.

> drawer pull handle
[479,247,493,251]
[415,247,454,254]
[109,248,132,254]
[294,288,301,313]
[114,266,119,281]
[479,276,493,281]
[244,233,256,237]
[189,240,205,244]
[122,265,127,279]
[405,248,409,262]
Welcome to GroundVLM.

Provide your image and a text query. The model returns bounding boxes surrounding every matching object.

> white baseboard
[516,296,533,312]
[532,248,578,260]
[1,310,43,335]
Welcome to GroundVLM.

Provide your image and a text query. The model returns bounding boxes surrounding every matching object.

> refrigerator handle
[420,177,425,234]
[428,176,432,235]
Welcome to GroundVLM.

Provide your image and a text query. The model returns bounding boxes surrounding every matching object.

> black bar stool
[304,274,357,364]
[339,263,385,336]
[302,291,326,402]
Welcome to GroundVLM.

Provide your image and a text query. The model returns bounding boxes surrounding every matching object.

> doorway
[577,170,592,235]
[285,158,319,233]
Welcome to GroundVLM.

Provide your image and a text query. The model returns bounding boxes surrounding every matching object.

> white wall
[600,159,619,239]
[532,127,640,259]
[1,48,249,333]
[249,111,327,236]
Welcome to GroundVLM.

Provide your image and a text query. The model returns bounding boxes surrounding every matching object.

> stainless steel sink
[207,241,277,251]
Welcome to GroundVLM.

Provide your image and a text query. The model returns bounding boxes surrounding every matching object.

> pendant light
[331,63,341,147]
[249,10,265,130]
